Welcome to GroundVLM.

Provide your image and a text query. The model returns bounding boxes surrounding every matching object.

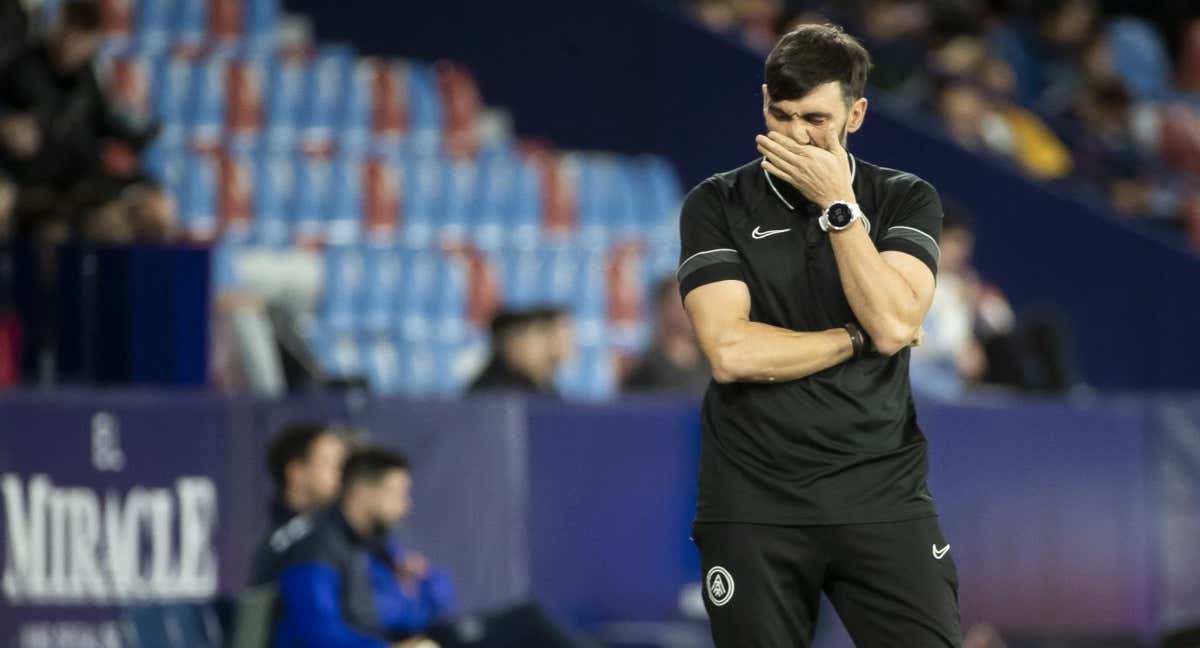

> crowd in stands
[0,0,177,244]
[0,0,696,400]
[686,0,1200,247]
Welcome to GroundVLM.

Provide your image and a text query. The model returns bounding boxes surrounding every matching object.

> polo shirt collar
[763,153,857,211]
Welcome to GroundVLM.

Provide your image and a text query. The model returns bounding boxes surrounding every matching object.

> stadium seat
[299,46,356,153]
[252,150,299,245]
[402,154,445,247]
[173,0,209,51]
[264,55,308,152]
[397,248,440,343]
[151,54,196,148]
[100,0,688,395]
[187,55,230,149]
[441,158,478,240]
[321,245,367,332]
[360,244,405,332]
[179,152,219,240]
[327,152,366,244]
[292,153,334,242]
[134,0,174,51]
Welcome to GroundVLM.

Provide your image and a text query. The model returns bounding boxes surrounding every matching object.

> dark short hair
[267,422,333,492]
[341,447,410,491]
[60,0,103,32]
[529,305,569,325]
[490,309,532,338]
[941,198,974,233]
[765,24,872,104]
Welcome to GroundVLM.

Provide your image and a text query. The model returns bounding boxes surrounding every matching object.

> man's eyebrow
[768,104,833,121]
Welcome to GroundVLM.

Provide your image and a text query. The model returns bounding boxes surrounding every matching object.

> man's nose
[790,126,810,144]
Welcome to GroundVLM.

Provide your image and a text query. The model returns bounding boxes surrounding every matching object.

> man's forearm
[708,321,853,383]
[828,224,922,353]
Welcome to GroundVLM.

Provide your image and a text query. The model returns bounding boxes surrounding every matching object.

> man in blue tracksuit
[272,446,455,648]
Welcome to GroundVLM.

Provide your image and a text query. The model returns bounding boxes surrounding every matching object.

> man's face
[762,81,867,147]
[305,434,347,507]
[368,469,413,531]
[289,433,347,511]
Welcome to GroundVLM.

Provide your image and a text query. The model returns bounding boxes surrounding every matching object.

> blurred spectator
[911,202,1078,398]
[469,308,566,394]
[682,0,1200,250]
[622,277,710,397]
[272,446,453,647]
[0,0,162,243]
[909,205,989,399]
[248,422,349,586]
[214,247,325,396]
[929,37,1074,179]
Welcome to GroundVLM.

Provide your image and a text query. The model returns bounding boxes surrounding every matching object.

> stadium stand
[77,0,684,399]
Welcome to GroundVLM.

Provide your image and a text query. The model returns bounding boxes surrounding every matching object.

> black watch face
[828,203,853,228]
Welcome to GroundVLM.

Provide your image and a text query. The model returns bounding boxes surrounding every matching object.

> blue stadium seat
[360,244,405,332]
[509,158,543,247]
[187,55,229,148]
[179,152,218,239]
[338,58,376,154]
[397,248,439,343]
[135,0,175,52]
[637,155,683,241]
[406,63,443,139]
[151,55,195,148]
[432,254,469,342]
[441,159,478,240]
[327,152,365,244]
[245,0,280,45]
[396,338,438,396]
[252,151,298,246]
[557,320,614,401]
[321,245,366,332]
[402,154,445,247]
[473,149,516,249]
[300,46,356,152]
[264,56,308,152]
[173,0,209,50]
[571,243,608,322]
[498,245,542,309]
[540,241,581,307]
[293,153,334,242]
[360,333,404,394]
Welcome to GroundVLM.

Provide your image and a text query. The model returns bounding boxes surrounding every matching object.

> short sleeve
[677,180,743,299]
[877,178,942,277]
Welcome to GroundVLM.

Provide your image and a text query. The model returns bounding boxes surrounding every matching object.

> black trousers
[693,517,961,647]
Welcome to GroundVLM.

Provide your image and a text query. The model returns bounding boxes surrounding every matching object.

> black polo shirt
[677,154,943,525]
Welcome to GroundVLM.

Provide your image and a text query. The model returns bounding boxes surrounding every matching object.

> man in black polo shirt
[678,24,959,646]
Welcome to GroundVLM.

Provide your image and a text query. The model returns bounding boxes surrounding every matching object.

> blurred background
[1,0,1199,646]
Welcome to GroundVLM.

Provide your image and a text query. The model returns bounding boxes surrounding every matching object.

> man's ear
[846,97,868,133]
[761,84,770,111]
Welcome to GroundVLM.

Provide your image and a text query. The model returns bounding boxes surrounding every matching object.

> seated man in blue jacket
[273,446,455,648]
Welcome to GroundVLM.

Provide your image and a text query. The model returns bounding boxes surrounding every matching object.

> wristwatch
[818,201,870,234]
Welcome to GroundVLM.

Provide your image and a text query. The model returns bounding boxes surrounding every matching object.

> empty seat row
[42,0,281,51]
[155,146,680,247]
[100,47,448,152]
